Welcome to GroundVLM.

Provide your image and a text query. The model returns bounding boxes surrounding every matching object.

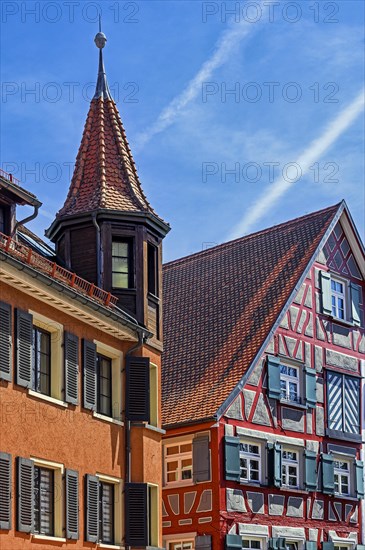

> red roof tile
[161,204,341,427]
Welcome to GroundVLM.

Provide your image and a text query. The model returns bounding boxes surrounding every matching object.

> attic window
[112,239,132,289]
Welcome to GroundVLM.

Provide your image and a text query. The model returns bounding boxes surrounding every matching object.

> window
[282,449,299,488]
[112,240,132,289]
[239,442,261,483]
[327,372,360,435]
[334,460,350,496]
[285,543,299,550]
[147,243,158,296]
[34,466,54,536]
[165,443,192,484]
[331,278,346,320]
[97,354,112,417]
[99,482,114,544]
[169,541,194,550]
[280,364,300,403]
[243,540,261,549]
[32,327,51,396]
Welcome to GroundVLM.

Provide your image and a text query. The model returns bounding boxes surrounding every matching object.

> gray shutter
[0,302,12,381]
[321,454,334,494]
[17,457,34,533]
[349,282,361,326]
[83,340,97,410]
[269,539,286,550]
[322,543,334,550]
[15,309,33,388]
[65,469,79,539]
[305,368,317,408]
[304,450,317,491]
[268,442,282,488]
[196,535,212,550]
[306,543,317,550]
[344,376,360,434]
[125,483,148,546]
[267,355,281,399]
[193,435,210,483]
[126,356,150,422]
[320,271,332,315]
[355,460,364,499]
[65,333,79,405]
[0,452,12,529]
[85,474,99,543]
[327,371,343,431]
[226,535,243,550]
[224,436,240,482]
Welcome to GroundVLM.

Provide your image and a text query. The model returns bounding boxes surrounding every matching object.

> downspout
[12,204,40,237]
[92,212,102,287]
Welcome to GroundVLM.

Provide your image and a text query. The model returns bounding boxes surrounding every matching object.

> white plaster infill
[238,524,269,536]
[236,426,304,446]
[328,531,357,547]
[272,527,305,540]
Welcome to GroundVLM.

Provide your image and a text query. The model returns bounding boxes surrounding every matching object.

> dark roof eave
[0,178,42,208]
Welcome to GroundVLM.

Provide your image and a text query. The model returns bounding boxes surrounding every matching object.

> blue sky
[1,0,364,261]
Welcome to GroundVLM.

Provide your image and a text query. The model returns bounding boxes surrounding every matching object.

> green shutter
[0,302,12,381]
[17,457,34,533]
[268,442,282,488]
[269,539,286,550]
[321,454,334,494]
[305,368,317,408]
[82,340,97,410]
[65,469,79,539]
[0,452,12,529]
[65,333,79,405]
[320,271,332,315]
[356,546,365,550]
[304,450,317,491]
[15,309,33,388]
[322,543,334,550]
[355,460,364,499]
[85,474,99,542]
[306,543,317,550]
[226,535,242,550]
[125,483,148,546]
[349,283,361,326]
[224,436,240,482]
[267,355,281,399]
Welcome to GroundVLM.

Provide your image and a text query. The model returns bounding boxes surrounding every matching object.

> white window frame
[334,458,351,496]
[93,341,123,425]
[239,441,261,484]
[330,276,348,321]
[96,473,123,548]
[280,364,300,404]
[242,538,263,550]
[164,441,193,486]
[164,535,196,550]
[281,448,299,489]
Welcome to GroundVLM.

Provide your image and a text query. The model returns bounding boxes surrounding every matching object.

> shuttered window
[65,333,79,405]
[32,327,51,397]
[304,450,317,492]
[321,453,335,495]
[224,436,240,482]
[165,442,192,484]
[17,457,34,533]
[226,534,243,550]
[0,302,12,381]
[267,355,281,399]
[327,371,360,434]
[16,310,33,388]
[85,474,99,543]
[83,340,97,410]
[34,466,54,536]
[0,452,12,529]
[355,460,364,499]
[125,356,150,422]
[125,482,148,546]
[65,469,79,539]
[320,271,362,326]
[100,482,114,544]
[268,442,282,488]
[97,354,112,417]
[193,435,210,483]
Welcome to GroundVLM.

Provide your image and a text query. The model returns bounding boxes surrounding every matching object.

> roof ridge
[163,202,342,269]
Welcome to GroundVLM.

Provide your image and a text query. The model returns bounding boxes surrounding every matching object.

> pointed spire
[93,17,112,100]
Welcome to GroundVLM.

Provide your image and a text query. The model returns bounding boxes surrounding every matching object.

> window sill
[28,390,68,408]
[279,487,307,495]
[324,315,358,329]
[93,412,124,426]
[32,534,66,542]
[333,494,358,501]
[240,480,262,487]
[133,422,166,434]
[98,544,124,549]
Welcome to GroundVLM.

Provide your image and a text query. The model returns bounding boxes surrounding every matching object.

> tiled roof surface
[162,204,340,427]
[57,97,164,222]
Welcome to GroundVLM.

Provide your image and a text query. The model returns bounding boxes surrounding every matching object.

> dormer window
[112,239,133,289]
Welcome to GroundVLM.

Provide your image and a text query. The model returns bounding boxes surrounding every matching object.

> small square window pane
[181,469,192,480]
[112,273,128,288]
[280,365,288,375]
[167,461,178,471]
[112,242,128,257]
[112,257,128,272]
[166,446,179,456]
[180,443,192,453]
[167,472,177,482]
[243,541,250,548]
[252,542,261,549]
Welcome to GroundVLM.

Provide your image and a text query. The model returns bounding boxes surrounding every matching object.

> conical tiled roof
[55,35,165,225]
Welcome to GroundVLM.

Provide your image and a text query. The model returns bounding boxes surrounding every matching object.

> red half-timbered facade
[161,202,365,550]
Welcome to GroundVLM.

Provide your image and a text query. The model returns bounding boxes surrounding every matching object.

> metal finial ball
[94,32,107,49]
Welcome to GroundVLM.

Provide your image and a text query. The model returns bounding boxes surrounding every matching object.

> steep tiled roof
[162,204,341,427]
[56,96,163,221]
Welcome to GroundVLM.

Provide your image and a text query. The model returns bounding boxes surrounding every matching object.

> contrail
[135,2,267,151]
[228,89,365,240]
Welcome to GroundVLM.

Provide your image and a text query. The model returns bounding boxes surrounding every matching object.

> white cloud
[227,89,365,239]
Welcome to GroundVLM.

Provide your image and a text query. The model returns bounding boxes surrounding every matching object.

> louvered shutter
[321,454,334,494]
[305,368,317,408]
[268,442,282,488]
[15,309,33,388]
[224,436,240,482]
[85,474,99,542]
[306,543,317,550]
[349,282,361,326]
[355,460,364,499]
[344,377,360,434]
[193,435,210,482]
[322,543,334,550]
[304,450,317,491]
[83,340,97,410]
[65,333,79,405]
[17,457,34,533]
[65,469,79,539]
[0,302,12,381]
[125,483,148,546]
[126,356,150,422]
[269,539,286,550]
[267,355,281,399]
[320,271,332,315]
[226,535,243,550]
[0,452,11,529]
[327,371,343,431]
[196,535,212,550]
